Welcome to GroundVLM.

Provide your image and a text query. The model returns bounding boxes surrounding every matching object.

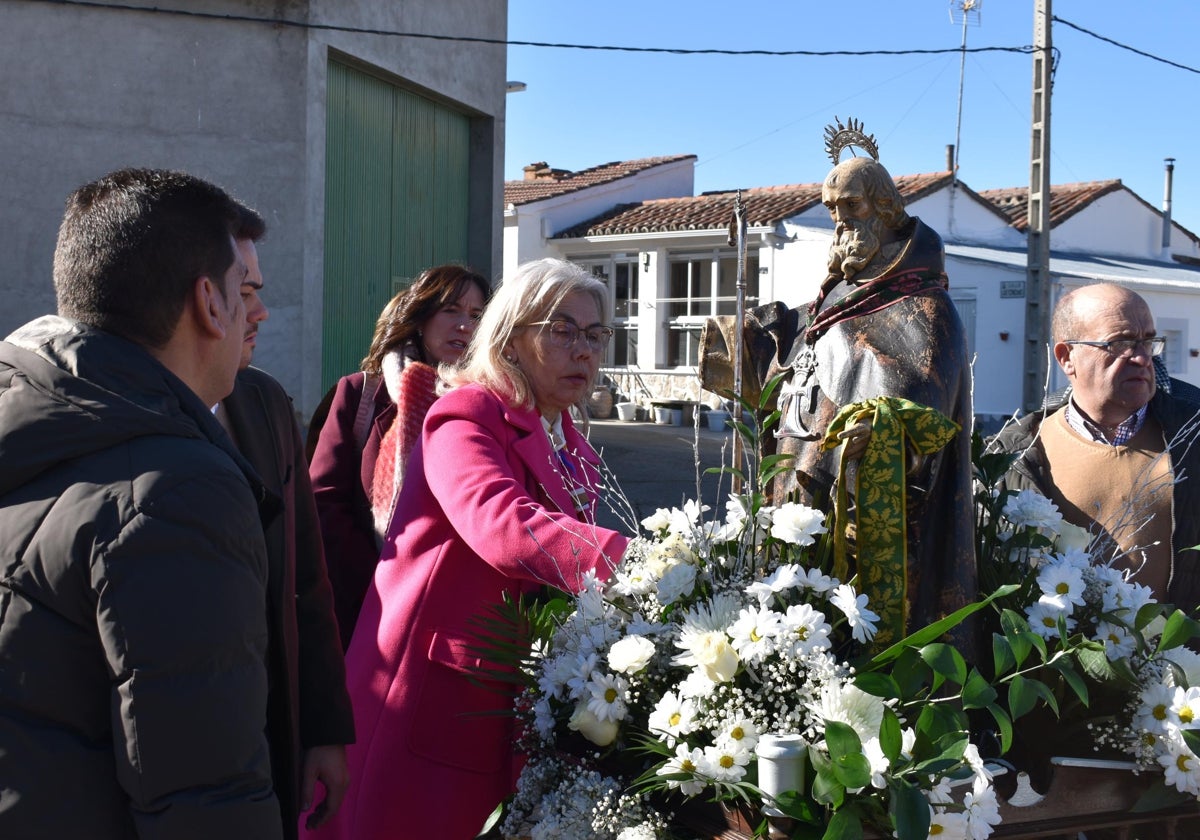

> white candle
[756,734,807,817]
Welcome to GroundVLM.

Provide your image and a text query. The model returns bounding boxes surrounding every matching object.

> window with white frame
[1158,317,1187,375]
[663,251,759,367]
[580,258,639,366]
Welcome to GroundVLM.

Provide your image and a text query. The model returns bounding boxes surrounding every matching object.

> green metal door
[323,59,471,391]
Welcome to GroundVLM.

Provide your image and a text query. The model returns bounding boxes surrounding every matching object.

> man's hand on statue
[837,420,872,461]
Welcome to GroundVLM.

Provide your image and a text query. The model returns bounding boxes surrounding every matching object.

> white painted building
[504,157,1200,425]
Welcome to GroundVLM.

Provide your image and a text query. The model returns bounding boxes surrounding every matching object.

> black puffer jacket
[0,317,283,839]
[991,377,1200,613]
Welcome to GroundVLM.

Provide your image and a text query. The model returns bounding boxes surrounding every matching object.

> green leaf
[825,720,863,760]
[1158,609,1200,653]
[854,671,902,700]
[888,780,931,840]
[920,643,968,687]
[962,668,998,709]
[822,808,864,840]
[1007,674,1038,720]
[1131,777,1196,812]
[992,634,1016,676]
[1182,729,1200,757]
[866,585,1019,668]
[1048,658,1090,706]
[986,702,1014,753]
[825,721,872,790]
[879,707,903,762]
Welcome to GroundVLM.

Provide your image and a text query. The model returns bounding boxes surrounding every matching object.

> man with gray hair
[994,282,1200,610]
[0,168,283,838]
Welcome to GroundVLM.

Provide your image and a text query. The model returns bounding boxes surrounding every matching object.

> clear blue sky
[505,1,1200,236]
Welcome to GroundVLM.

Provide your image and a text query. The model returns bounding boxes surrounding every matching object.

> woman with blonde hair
[303,258,627,840]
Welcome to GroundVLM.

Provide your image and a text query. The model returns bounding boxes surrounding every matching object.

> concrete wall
[0,0,506,416]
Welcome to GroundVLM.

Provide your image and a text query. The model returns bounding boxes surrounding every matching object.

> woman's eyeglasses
[526,320,614,353]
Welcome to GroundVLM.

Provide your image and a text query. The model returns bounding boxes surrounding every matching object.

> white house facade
[504,157,1200,427]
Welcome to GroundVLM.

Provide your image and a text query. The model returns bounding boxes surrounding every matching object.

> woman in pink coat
[303,258,628,840]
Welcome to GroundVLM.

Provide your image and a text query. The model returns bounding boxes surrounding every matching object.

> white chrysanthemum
[1002,489,1064,533]
[927,807,969,840]
[717,717,759,754]
[681,590,743,632]
[745,563,803,606]
[1025,599,1075,639]
[778,602,833,657]
[607,634,657,675]
[586,671,629,722]
[1136,681,1176,736]
[576,572,608,621]
[1036,562,1087,610]
[728,605,783,665]
[657,743,707,796]
[769,502,828,546]
[701,743,750,783]
[810,681,887,746]
[1102,574,1154,616]
[664,499,708,536]
[964,780,1001,840]
[610,561,657,597]
[1094,620,1136,661]
[647,691,698,741]
[533,696,555,739]
[674,628,740,683]
[565,652,600,698]
[1159,738,1200,795]
[657,562,697,606]
[640,507,672,533]
[538,653,577,701]
[829,584,879,643]
[677,667,718,699]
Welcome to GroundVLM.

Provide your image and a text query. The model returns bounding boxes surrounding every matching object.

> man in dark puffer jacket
[0,169,283,839]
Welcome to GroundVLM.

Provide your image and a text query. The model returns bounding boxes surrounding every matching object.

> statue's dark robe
[700,218,976,636]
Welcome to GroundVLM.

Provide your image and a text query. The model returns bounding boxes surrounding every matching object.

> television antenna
[948,0,982,184]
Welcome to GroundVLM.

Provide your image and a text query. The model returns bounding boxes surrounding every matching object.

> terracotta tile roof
[504,155,697,206]
[977,180,1124,230]
[555,171,955,238]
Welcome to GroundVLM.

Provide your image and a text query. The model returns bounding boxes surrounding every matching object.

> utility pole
[1023,0,1053,412]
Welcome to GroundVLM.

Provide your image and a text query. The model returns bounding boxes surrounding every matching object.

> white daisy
[647,691,698,741]
[778,602,833,657]
[701,743,749,783]
[927,807,969,840]
[1025,599,1074,639]
[586,671,629,723]
[829,584,879,643]
[656,743,707,796]
[1159,738,1200,796]
[716,717,759,754]
[1094,620,1136,661]
[1036,562,1086,610]
[964,780,1001,840]
[728,605,783,664]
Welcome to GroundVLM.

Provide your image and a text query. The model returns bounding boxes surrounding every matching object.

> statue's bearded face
[823,173,882,281]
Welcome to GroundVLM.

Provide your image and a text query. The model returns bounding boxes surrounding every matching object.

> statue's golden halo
[824,117,879,165]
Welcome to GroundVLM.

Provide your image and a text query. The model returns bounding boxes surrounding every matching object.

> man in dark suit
[216,211,354,838]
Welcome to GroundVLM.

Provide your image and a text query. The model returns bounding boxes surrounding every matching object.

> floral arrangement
[496,411,1017,840]
[487,412,1200,840]
[973,442,1200,807]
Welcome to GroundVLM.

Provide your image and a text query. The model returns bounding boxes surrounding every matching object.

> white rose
[608,635,656,675]
[568,701,619,746]
[1055,521,1093,552]
[691,631,739,683]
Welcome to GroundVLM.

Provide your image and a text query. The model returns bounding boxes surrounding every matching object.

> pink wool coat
[304,384,627,840]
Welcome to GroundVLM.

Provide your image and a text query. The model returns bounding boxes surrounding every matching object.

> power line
[27,1,1200,75]
[1053,16,1200,75]
[32,0,1034,58]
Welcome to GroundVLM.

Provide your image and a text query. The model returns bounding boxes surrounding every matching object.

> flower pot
[615,401,638,422]
[705,410,731,432]
[653,407,673,425]
[670,408,684,426]
[587,388,613,419]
